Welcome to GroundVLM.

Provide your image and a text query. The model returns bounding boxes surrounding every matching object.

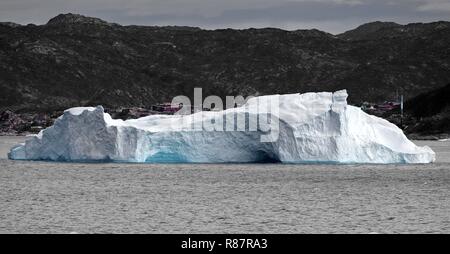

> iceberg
[8,90,435,164]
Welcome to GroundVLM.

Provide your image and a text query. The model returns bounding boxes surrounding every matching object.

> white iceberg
[8,90,435,163]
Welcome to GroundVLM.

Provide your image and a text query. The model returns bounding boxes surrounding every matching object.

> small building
[152,103,183,114]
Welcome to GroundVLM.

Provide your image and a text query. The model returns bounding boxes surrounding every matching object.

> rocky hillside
[404,83,450,137]
[406,83,450,118]
[1,13,449,112]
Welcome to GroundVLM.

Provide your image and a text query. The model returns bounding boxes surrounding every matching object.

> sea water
[0,136,449,233]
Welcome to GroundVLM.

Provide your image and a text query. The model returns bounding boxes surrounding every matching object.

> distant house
[152,103,183,114]
[375,101,400,111]
[361,101,400,115]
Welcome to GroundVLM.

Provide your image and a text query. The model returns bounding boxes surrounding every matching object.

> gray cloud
[0,0,449,34]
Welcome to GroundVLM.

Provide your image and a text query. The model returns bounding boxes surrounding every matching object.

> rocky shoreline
[0,107,151,136]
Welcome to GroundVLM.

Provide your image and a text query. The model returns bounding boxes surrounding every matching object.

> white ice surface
[8,90,435,163]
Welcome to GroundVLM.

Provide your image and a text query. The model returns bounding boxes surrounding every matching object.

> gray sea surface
[0,136,449,234]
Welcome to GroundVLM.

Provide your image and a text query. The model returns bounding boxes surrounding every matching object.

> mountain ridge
[1,14,449,112]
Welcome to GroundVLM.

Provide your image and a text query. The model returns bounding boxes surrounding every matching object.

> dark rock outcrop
[406,83,450,118]
[403,83,450,136]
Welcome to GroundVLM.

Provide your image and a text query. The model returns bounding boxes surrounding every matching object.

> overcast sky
[1,0,449,34]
